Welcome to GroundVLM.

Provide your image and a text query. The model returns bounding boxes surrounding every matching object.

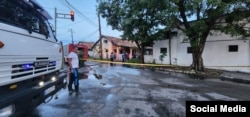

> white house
[147,29,250,73]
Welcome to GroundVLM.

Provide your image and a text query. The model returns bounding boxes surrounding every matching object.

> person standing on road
[110,52,115,61]
[110,52,115,66]
[122,52,126,62]
[68,46,79,93]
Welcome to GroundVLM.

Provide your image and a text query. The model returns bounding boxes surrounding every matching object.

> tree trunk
[189,31,209,72]
[190,46,204,71]
[135,40,145,63]
[140,43,145,64]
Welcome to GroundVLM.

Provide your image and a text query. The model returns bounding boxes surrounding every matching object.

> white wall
[144,55,154,63]
[153,40,170,64]
[152,30,250,73]
[203,39,250,72]
[101,38,113,59]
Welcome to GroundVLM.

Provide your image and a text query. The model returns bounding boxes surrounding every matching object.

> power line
[57,0,71,10]
[84,29,99,38]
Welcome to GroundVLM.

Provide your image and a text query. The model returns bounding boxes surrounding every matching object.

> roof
[78,41,95,49]
[102,35,137,48]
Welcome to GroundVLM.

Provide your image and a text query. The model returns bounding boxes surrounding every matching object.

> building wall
[204,39,250,72]
[92,44,100,58]
[144,55,154,63]
[152,30,250,73]
[101,38,110,59]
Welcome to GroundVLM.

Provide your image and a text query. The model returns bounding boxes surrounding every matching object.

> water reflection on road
[26,62,250,117]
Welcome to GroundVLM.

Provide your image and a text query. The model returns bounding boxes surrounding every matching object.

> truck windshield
[0,0,55,40]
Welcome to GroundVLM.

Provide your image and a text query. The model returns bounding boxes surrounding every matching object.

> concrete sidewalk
[154,66,250,85]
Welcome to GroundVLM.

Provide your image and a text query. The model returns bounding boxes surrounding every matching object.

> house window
[171,31,178,37]
[229,45,238,52]
[160,48,167,54]
[144,49,153,55]
[187,47,193,54]
[103,40,108,43]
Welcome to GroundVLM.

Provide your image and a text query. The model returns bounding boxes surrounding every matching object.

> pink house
[92,35,139,61]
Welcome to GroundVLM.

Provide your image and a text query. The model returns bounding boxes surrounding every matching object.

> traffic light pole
[69,29,74,44]
[54,7,74,38]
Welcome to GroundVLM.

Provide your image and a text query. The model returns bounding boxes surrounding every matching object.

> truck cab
[0,0,67,116]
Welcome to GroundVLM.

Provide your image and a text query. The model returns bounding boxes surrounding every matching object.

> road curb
[219,76,250,84]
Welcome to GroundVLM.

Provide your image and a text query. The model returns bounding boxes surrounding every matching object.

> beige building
[92,35,139,61]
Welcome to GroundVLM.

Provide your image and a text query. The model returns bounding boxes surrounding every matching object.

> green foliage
[98,0,172,43]
[152,59,156,64]
[159,53,166,64]
[97,0,250,71]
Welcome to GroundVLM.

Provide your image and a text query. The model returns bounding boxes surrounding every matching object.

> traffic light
[70,11,74,21]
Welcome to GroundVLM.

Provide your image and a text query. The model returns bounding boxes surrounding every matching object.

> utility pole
[169,30,172,65]
[168,1,172,65]
[98,11,103,59]
[69,29,74,44]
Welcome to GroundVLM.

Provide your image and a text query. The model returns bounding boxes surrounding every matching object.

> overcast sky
[37,0,122,45]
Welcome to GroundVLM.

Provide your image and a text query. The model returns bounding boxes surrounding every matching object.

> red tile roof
[78,41,95,49]
[102,35,137,47]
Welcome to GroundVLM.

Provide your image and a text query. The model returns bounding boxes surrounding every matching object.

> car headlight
[0,105,15,117]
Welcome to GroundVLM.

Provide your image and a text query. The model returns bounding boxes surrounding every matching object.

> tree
[97,0,250,71]
[97,0,170,63]
[171,0,250,71]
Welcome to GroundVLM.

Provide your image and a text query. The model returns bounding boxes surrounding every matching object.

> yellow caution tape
[81,59,250,68]
[81,59,176,67]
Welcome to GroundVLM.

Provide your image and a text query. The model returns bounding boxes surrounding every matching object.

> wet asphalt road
[26,62,250,117]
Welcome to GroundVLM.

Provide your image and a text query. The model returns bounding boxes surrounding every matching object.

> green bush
[152,59,156,64]
[128,58,140,63]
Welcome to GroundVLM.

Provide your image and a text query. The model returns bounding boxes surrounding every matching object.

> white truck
[0,0,67,116]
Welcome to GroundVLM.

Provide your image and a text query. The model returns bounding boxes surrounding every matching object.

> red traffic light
[70,11,74,21]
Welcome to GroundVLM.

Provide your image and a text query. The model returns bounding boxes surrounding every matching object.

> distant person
[110,52,115,61]
[122,52,126,62]
[132,52,136,59]
[110,52,115,66]
[67,46,79,94]
[125,52,129,60]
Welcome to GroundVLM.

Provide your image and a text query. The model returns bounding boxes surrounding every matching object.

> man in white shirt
[67,46,79,93]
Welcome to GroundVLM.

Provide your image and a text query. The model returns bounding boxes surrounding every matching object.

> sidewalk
[153,66,250,85]
[219,71,250,84]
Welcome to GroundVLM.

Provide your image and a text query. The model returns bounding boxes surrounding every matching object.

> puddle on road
[106,94,114,101]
